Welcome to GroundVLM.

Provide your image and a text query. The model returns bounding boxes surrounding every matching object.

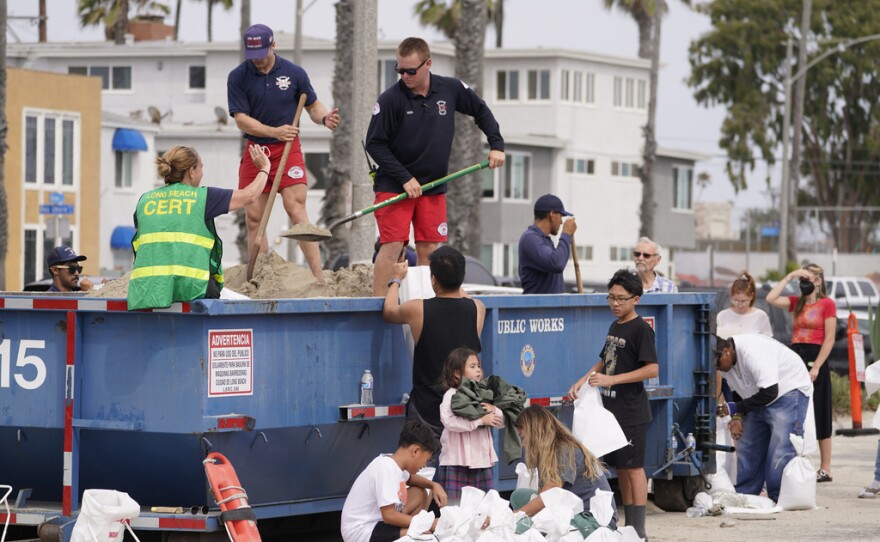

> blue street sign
[39,204,74,215]
[760,226,779,237]
[49,192,65,205]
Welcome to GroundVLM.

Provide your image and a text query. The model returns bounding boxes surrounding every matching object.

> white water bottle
[360,369,374,405]
[686,505,707,518]
[685,432,697,450]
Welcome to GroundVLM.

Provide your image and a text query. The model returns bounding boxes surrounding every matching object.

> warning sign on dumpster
[209,329,254,396]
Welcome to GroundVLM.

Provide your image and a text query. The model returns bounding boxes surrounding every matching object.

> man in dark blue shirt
[518,194,577,294]
[365,37,505,296]
[227,24,340,284]
[46,246,94,293]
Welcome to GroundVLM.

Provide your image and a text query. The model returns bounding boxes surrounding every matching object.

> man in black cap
[227,23,340,284]
[46,246,94,293]
[517,194,577,294]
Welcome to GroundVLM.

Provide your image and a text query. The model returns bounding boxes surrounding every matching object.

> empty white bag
[70,489,140,542]
[571,384,628,458]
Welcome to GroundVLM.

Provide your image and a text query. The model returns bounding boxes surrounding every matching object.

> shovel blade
[281,223,333,241]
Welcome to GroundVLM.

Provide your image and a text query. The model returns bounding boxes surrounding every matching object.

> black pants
[791,342,832,439]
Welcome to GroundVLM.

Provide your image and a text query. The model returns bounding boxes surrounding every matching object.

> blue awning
[112,128,148,152]
[111,226,136,249]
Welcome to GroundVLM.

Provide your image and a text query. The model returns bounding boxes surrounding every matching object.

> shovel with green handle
[281,160,490,242]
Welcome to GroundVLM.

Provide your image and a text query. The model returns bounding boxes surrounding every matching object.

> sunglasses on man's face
[632,251,656,259]
[394,57,429,76]
[56,264,83,274]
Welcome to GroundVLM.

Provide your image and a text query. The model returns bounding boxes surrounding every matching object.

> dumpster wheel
[652,475,705,512]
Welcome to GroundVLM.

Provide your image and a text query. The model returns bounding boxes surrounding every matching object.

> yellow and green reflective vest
[127,184,224,310]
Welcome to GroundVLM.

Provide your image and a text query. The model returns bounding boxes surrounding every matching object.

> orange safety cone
[203,452,262,542]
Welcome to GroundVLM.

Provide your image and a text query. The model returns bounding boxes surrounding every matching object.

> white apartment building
[9,33,695,283]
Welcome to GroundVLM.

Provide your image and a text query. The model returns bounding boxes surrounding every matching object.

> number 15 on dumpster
[0,339,47,390]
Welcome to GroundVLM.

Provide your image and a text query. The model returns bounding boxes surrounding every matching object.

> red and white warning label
[208,329,253,397]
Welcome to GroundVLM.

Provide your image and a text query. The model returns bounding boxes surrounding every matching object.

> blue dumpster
[0,291,715,539]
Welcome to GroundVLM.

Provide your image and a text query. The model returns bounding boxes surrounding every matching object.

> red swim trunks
[238,140,308,193]
[374,192,448,244]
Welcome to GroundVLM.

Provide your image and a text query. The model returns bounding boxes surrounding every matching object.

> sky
[11,0,777,225]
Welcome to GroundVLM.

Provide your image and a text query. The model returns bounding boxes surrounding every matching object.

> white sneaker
[857,486,879,499]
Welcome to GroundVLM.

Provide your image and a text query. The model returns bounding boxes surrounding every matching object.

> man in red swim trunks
[227,23,340,283]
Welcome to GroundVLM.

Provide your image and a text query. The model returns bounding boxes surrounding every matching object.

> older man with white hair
[633,236,677,293]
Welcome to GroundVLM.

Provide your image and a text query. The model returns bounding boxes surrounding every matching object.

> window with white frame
[501,152,531,201]
[377,59,399,93]
[527,69,550,100]
[69,65,132,90]
[480,244,494,273]
[501,243,519,277]
[115,151,134,189]
[613,76,647,110]
[673,166,693,210]
[573,71,583,102]
[496,70,520,100]
[637,79,647,109]
[560,70,571,101]
[611,161,640,178]
[609,246,630,261]
[585,73,595,103]
[481,167,497,200]
[188,65,206,90]
[24,111,79,187]
[566,158,595,175]
[576,245,593,261]
[613,77,623,107]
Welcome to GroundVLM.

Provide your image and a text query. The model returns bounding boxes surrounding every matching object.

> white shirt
[717,308,773,338]
[340,455,409,542]
[723,334,813,404]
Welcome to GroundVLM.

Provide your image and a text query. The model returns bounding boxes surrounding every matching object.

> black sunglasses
[57,264,83,274]
[394,57,429,76]
[632,251,656,259]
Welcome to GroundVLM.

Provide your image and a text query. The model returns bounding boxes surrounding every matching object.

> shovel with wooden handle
[246,93,308,281]
[281,161,490,242]
[571,232,584,293]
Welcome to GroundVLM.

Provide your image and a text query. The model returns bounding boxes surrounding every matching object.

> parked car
[824,276,880,311]
[681,283,872,374]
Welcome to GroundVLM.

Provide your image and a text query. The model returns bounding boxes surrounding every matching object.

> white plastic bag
[714,415,737,486]
[399,266,434,359]
[865,360,880,396]
[802,396,818,456]
[70,489,140,542]
[777,433,816,510]
[571,384,628,458]
[515,463,539,491]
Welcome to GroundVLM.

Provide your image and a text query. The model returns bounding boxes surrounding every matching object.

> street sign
[39,204,74,215]
[49,192,65,205]
[760,226,780,237]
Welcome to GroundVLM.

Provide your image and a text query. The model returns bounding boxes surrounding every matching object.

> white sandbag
[777,433,817,510]
[866,360,880,396]
[716,491,781,514]
[515,463,539,491]
[559,530,586,542]
[583,489,616,542]
[617,526,644,541]
[714,415,737,487]
[706,464,735,495]
[398,266,434,359]
[515,529,548,542]
[873,406,880,431]
[571,384,628,457]
[391,510,436,541]
[70,489,140,542]
[219,288,250,300]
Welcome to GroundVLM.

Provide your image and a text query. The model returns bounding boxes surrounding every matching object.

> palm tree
[173,0,182,41]
[233,0,251,262]
[0,0,9,289]
[413,0,490,257]
[198,0,235,43]
[321,0,355,266]
[77,0,169,44]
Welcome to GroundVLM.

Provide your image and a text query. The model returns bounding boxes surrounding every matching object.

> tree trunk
[174,0,182,41]
[788,0,812,265]
[234,0,252,263]
[321,0,354,266]
[113,0,129,44]
[0,0,8,289]
[207,0,214,43]
[638,0,662,239]
[447,0,487,257]
[635,5,653,59]
[494,0,503,48]
[39,0,47,42]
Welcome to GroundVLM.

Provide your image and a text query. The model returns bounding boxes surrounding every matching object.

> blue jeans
[735,390,809,502]
[875,439,880,482]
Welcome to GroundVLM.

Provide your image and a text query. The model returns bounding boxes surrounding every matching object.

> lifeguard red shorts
[238,140,307,193]
[374,192,447,244]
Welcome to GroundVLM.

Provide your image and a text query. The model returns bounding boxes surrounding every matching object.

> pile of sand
[88,251,373,299]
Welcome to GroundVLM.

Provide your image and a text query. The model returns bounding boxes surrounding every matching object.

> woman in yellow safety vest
[128,145,269,310]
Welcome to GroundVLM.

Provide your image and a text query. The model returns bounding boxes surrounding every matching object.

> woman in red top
[767,263,837,482]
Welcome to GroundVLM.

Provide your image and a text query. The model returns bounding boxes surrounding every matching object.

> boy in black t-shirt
[568,269,658,541]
